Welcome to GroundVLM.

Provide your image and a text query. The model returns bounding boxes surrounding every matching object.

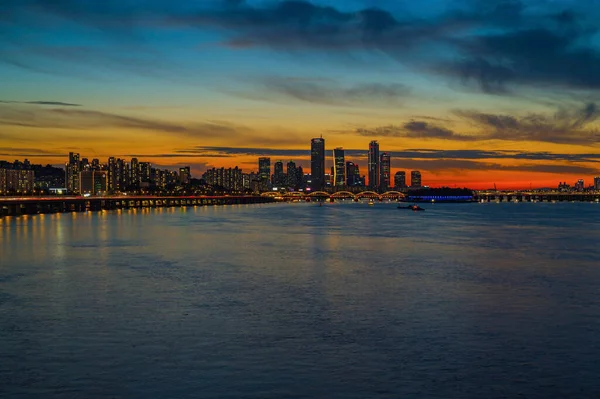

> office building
[575,179,584,192]
[273,160,285,186]
[258,157,271,191]
[394,171,407,189]
[310,137,325,190]
[411,171,422,188]
[368,140,379,190]
[333,148,345,188]
[380,152,391,191]
[286,161,299,188]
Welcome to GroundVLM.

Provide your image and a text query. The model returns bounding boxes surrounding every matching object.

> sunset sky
[1,0,600,189]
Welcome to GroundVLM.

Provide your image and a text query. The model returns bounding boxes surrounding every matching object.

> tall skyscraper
[394,171,406,189]
[380,152,391,191]
[333,148,345,188]
[258,157,271,191]
[66,152,81,193]
[368,140,380,190]
[310,137,325,190]
[273,160,285,186]
[411,170,422,188]
[286,161,298,188]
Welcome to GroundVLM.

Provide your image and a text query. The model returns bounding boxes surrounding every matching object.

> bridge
[0,195,274,217]
[474,191,600,202]
[260,191,405,201]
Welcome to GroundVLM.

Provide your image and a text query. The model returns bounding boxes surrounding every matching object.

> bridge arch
[381,191,405,198]
[307,191,331,197]
[331,191,356,198]
[355,191,380,199]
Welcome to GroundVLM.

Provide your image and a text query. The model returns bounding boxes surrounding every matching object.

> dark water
[1,202,600,398]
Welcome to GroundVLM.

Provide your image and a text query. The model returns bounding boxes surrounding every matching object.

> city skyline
[1,0,600,189]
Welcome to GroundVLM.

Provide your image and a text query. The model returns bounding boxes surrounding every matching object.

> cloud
[355,120,477,140]
[0,147,65,157]
[2,0,600,96]
[390,159,599,175]
[455,102,600,144]
[0,104,250,138]
[174,146,600,164]
[250,77,410,107]
[0,100,81,106]
[447,27,600,93]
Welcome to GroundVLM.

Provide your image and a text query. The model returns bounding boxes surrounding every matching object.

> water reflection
[1,203,600,398]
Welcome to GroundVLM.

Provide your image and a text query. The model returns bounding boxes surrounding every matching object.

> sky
[1,0,600,189]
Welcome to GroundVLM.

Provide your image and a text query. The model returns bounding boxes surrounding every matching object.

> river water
[1,202,600,398]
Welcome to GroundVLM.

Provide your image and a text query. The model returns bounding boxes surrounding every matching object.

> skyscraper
[368,140,379,190]
[273,160,285,186]
[286,161,298,188]
[411,171,422,188]
[333,148,345,188]
[380,152,391,191]
[394,171,406,189]
[310,137,325,190]
[66,152,81,193]
[258,157,271,191]
[595,176,600,190]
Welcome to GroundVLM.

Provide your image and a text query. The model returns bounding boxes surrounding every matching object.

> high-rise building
[286,161,299,188]
[595,176,600,190]
[179,166,191,185]
[131,158,140,187]
[411,171,422,188]
[273,160,285,186]
[79,170,108,195]
[66,152,81,193]
[310,137,325,190]
[108,157,116,192]
[333,148,345,188]
[575,179,585,192]
[346,162,357,187]
[380,152,391,191]
[394,171,406,189]
[202,167,243,191]
[0,169,34,193]
[368,140,380,190]
[140,162,152,184]
[258,157,271,191]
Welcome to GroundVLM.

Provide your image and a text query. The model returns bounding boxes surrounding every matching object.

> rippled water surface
[1,202,600,398]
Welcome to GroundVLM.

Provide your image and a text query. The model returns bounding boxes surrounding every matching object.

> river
[1,202,600,398]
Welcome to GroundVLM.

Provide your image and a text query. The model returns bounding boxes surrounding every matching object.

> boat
[398,204,425,211]
[368,200,375,206]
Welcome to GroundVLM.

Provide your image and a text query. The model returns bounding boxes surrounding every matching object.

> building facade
[394,171,406,189]
[258,157,271,191]
[411,170,422,188]
[380,152,391,191]
[333,148,345,188]
[0,169,35,194]
[368,140,380,190]
[310,137,325,190]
